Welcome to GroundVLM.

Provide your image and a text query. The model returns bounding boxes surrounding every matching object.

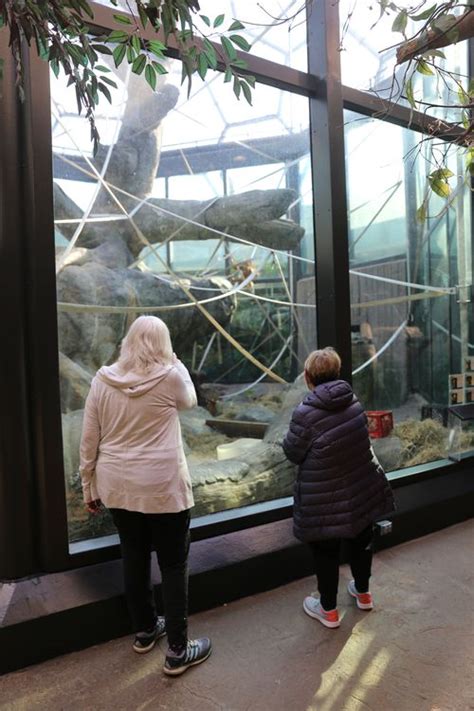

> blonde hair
[304,347,341,385]
[117,316,173,374]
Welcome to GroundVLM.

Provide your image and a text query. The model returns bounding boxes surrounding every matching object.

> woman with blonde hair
[80,315,211,675]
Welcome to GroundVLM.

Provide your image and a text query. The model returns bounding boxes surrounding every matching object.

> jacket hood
[305,379,354,411]
[97,363,173,397]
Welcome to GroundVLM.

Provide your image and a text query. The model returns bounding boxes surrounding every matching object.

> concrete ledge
[1,465,473,674]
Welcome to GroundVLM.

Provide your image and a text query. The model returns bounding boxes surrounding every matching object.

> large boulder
[179,406,214,437]
[190,442,295,516]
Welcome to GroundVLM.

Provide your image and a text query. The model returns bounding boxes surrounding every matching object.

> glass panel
[52,58,314,543]
[345,110,473,472]
[94,0,307,70]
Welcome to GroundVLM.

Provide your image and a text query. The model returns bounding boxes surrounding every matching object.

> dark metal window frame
[0,0,471,579]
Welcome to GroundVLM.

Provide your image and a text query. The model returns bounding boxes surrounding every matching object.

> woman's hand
[85,499,103,514]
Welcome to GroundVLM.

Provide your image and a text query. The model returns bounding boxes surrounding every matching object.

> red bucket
[367,410,393,439]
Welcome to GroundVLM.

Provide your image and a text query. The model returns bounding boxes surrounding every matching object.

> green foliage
[377,0,474,219]
[1,0,254,153]
[428,168,454,198]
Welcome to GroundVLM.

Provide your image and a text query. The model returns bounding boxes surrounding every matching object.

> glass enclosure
[0,0,472,577]
[52,56,315,542]
[345,111,473,469]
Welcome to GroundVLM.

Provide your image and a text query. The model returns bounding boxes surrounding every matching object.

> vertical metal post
[20,46,70,571]
[0,32,37,579]
[307,0,352,380]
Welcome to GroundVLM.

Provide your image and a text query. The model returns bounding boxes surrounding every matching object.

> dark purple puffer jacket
[282,379,395,542]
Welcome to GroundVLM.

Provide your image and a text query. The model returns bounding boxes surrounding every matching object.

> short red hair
[304,347,341,385]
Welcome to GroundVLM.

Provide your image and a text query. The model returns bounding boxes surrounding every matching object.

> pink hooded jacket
[79,359,196,513]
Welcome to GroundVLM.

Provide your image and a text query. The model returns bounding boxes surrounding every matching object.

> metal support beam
[20,46,70,572]
[0,31,36,579]
[307,0,352,379]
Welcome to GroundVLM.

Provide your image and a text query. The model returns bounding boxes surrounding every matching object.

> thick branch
[396,9,474,65]
[133,189,304,254]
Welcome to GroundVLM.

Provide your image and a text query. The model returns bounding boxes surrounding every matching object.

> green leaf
[145,63,157,90]
[51,59,60,78]
[224,67,233,83]
[229,34,251,52]
[416,202,427,223]
[458,85,469,106]
[91,44,113,56]
[107,30,129,43]
[431,168,454,180]
[213,14,225,28]
[228,20,245,31]
[422,49,446,60]
[137,3,149,28]
[392,10,408,34]
[410,5,436,21]
[200,15,211,27]
[75,0,95,18]
[432,14,457,33]
[98,82,113,103]
[100,76,118,89]
[233,75,241,99]
[197,52,209,80]
[152,61,168,74]
[95,64,111,73]
[131,53,147,75]
[429,178,451,198]
[67,44,88,67]
[416,60,434,76]
[127,44,136,63]
[466,149,474,173]
[113,13,132,25]
[241,81,252,105]
[244,75,256,88]
[113,42,127,67]
[221,36,237,61]
[131,34,141,55]
[148,39,167,57]
[203,39,218,69]
[405,77,416,108]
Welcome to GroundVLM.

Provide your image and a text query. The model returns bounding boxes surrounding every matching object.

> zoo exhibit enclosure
[0,1,473,579]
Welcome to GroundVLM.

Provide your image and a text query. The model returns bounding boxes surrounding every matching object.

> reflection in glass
[345,110,473,471]
[52,58,314,543]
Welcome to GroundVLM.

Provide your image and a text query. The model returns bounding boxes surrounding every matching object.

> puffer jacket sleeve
[79,377,101,503]
[282,405,314,464]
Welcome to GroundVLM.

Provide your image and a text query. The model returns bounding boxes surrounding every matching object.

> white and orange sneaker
[303,595,340,628]
[348,580,374,610]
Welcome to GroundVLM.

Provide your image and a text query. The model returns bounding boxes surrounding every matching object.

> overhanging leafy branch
[0,0,254,152]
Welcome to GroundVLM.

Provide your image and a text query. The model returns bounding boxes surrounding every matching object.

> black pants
[308,524,374,611]
[110,508,190,650]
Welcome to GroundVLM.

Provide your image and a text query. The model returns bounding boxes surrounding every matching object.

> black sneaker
[132,617,166,654]
[163,638,212,676]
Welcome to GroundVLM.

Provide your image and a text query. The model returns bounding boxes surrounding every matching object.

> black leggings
[308,524,374,611]
[110,507,190,650]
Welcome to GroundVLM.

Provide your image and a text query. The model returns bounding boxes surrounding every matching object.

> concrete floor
[1,521,473,711]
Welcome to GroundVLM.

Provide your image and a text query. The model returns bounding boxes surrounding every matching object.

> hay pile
[394,419,447,466]
[394,418,474,466]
